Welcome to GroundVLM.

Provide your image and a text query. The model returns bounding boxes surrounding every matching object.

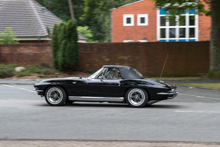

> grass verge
[181,83,220,90]
[151,77,202,81]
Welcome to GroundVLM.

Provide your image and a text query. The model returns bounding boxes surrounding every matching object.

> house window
[137,14,148,26]
[157,8,198,42]
[123,14,134,26]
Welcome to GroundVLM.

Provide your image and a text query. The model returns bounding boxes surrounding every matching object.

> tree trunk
[210,0,220,71]
[68,0,75,19]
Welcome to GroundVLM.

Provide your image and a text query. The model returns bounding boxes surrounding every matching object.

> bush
[0,64,17,78]
[208,71,220,78]
[27,64,55,75]
[52,19,79,71]
[16,71,31,77]
[40,62,51,68]
[0,63,59,79]
[0,27,19,44]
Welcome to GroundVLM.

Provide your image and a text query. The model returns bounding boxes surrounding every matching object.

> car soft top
[102,65,144,79]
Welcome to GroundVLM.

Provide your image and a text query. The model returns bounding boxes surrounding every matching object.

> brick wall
[79,42,209,77]
[0,42,210,77]
[0,43,53,66]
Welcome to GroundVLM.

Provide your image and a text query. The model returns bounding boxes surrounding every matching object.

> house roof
[0,0,87,40]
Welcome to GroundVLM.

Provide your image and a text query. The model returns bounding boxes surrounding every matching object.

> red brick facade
[111,0,211,42]
[198,0,211,41]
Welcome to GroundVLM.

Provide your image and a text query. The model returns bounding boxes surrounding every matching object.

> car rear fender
[123,87,151,102]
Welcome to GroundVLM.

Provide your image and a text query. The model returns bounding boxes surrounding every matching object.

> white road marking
[2,85,35,93]
[175,110,220,114]
[179,93,220,100]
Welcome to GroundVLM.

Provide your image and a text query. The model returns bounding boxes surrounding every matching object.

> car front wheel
[45,86,67,106]
[125,88,148,107]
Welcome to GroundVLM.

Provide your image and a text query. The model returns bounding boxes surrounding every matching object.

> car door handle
[73,82,76,84]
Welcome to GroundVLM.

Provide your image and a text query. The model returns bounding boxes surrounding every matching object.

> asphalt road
[0,82,220,143]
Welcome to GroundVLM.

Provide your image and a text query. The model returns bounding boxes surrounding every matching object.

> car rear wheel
[45,86,67,106]
[125,88,148,107]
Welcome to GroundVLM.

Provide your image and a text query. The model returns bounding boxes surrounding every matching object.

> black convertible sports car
[34,65,178,107]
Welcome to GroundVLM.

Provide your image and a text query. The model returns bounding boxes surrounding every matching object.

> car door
[87,68,122,97]
[101,79,122,97]
[87,78,106,96]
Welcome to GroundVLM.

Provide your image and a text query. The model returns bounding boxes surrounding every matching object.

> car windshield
[131,68,145,79]
[88,68,104,79]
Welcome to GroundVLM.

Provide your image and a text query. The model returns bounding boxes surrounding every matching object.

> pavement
[0,141,220,147]
[0,79,39,85]
[0,79,220,146]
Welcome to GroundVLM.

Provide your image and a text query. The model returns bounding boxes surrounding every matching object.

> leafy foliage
[0,63,60,78]
[36,0,140,42]
[52,20,79,71]
[153,0,210,14]
[77,26,92,39]
[27,63,55,75]
[77,26,97,42]
[208,71,220,78]
[0,64,17,78]
[152,0,211,23]
[0,27,19,44]
[82,0,139,42]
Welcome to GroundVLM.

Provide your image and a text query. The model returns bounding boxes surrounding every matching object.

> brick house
[0,0,87,43]
[111,0,211,42]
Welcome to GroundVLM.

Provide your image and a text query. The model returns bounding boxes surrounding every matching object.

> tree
[55,20,79,71]
[65,19,79,69]
[77,26,97,42]
[82,0,139,42]
[36,0,104,42]
[0,27,19,44]
[51,24,59,68]
[152,0,220,72]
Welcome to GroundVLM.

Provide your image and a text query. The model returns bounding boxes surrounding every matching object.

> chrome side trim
[157,92,178,99]
[69,96,124,102]
[157,92,175,95]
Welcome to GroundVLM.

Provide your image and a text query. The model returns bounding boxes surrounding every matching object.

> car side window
[97,68,108,79]
[105,68,121,79]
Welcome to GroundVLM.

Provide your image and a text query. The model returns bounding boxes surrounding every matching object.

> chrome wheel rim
[128,89,145,106]
[46,88,63,105]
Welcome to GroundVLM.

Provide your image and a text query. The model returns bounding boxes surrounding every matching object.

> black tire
[45,86,67,106]
[125,88,148,107]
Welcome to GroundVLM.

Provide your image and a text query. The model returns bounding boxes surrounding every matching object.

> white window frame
[137,14,148,26]
[157,9,198,42]
[123,14,134,26]
[138,40,148,42]
[123,40,134,42]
